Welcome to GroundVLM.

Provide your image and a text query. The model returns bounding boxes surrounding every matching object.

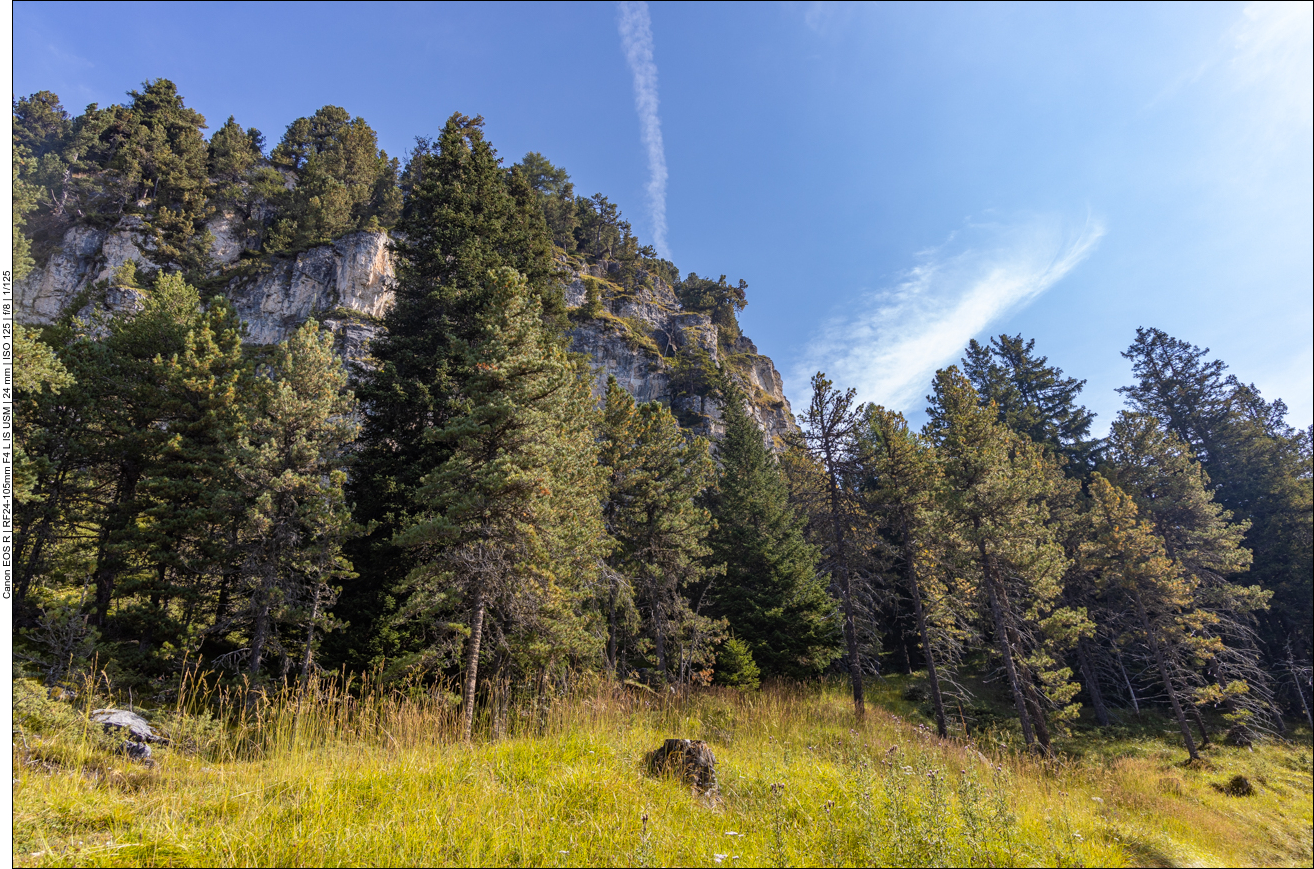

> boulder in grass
[91,709,167,746]
[645,738,718,794]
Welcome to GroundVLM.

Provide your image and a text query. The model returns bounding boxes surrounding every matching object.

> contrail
[617,1,671,260]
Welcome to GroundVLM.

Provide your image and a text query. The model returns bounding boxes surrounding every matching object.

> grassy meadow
[11,673,1314,868]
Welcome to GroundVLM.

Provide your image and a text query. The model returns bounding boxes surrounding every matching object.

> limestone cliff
[561,260,795,447]
[17,226,797,446]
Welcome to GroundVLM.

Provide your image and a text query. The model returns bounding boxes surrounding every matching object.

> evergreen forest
[12,81,1314,770]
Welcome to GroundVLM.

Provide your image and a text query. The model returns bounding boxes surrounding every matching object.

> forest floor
[11,672,1314,867]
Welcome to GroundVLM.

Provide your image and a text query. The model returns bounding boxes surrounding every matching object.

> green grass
[12,674,1313,867]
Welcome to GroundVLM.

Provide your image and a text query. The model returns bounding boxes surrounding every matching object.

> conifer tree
[266,105,402,250]
[70,272,211,626]
[862,406,952,736]
[704,385,838,680]
[598,379,720,684]
[118,80,215,270]
[392,268,604,740]
[1083,474,1217,760]
[12,146,42,281]
[1102,411,1274,739]
[134,293,249,658]
[342,112,562,670]
[236,322,359,680]
[207,114,269,223]
[597,378,641,677]
[516,151,577,250]
[926,367,1085,754]
[1120,328,1312,664]
[13,325,74,507]
[962,334,1096,473]
[791,373,870,718]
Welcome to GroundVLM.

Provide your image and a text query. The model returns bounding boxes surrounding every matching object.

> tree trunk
[248,569,275,676]
[826,462,863,719]
[15,513,54,604]
[980,541,1036,748]
[654,611,668,682]
[1290,654,1313,728]
[906,538,947,738]
[1022,678,1053,755]
[214,525,240,630]
[215,571,233,630]
[1191,706,1211,747]
[92,463,144,625]
[840,570,865,719]
[606,575,619,678]
[460,587,487,742]
[1134,590,1199,760]
[1078,640,1111,727]
[1115,649,1141,714]
[299,586,322,684]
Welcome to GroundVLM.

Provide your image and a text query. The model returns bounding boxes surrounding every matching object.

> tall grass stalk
[11,673,1313,867]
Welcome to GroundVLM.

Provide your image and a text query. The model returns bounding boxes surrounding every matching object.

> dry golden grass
[11,674,1313,867]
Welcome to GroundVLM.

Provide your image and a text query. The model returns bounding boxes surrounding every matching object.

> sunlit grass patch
[12,675,1313,867]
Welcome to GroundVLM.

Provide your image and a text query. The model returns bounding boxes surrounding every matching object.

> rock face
[17,225,108,323]
[563,262,796,448]
[17,227,796,446]
[226,231,392,346]
[645,738,719,794]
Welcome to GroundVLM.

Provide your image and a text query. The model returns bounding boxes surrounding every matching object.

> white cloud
[617,1,671,260]
[794,215,1105,414]
[1230,1,1313,131]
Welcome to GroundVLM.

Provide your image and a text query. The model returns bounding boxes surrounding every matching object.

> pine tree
[704,384,839,680]
[1083,474,1218,760]
[236,322,359,681]
[790,373,871,718]
[13,325,74,506]
[341,112,563,671]
[266,105,402,250]
[207,115,266,210]
[393,268,604,740]
[1102,411,1273,740]
[926,367,1086,754]
[862,406,953,736]
[1120,328,1312,665]
[12,146,42,281]
[516,151,577,250]
[134,293,250,659]
[597,379,720,685]
[68,271,211,626]
[118,80,215,271]
[962,334,1096,473]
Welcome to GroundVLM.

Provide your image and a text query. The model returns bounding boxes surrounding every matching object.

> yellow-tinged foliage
[11,675,1313,868]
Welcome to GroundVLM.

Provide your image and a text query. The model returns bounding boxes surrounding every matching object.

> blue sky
[13,1,1313,430]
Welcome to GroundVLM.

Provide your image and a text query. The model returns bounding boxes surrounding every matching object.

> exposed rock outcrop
[17,227,796,446]
[90,708,167,764]
[561,265,795,448]
[17,225,107,323]
[226,231,392,346]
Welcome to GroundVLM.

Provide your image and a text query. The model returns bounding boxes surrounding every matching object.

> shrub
[714,637,761,689]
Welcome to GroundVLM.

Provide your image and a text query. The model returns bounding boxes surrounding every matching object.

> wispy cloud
[617,1,671,260]
[794,216,1105,414]
[1229,1,1313,132]
[800,1,855,37]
